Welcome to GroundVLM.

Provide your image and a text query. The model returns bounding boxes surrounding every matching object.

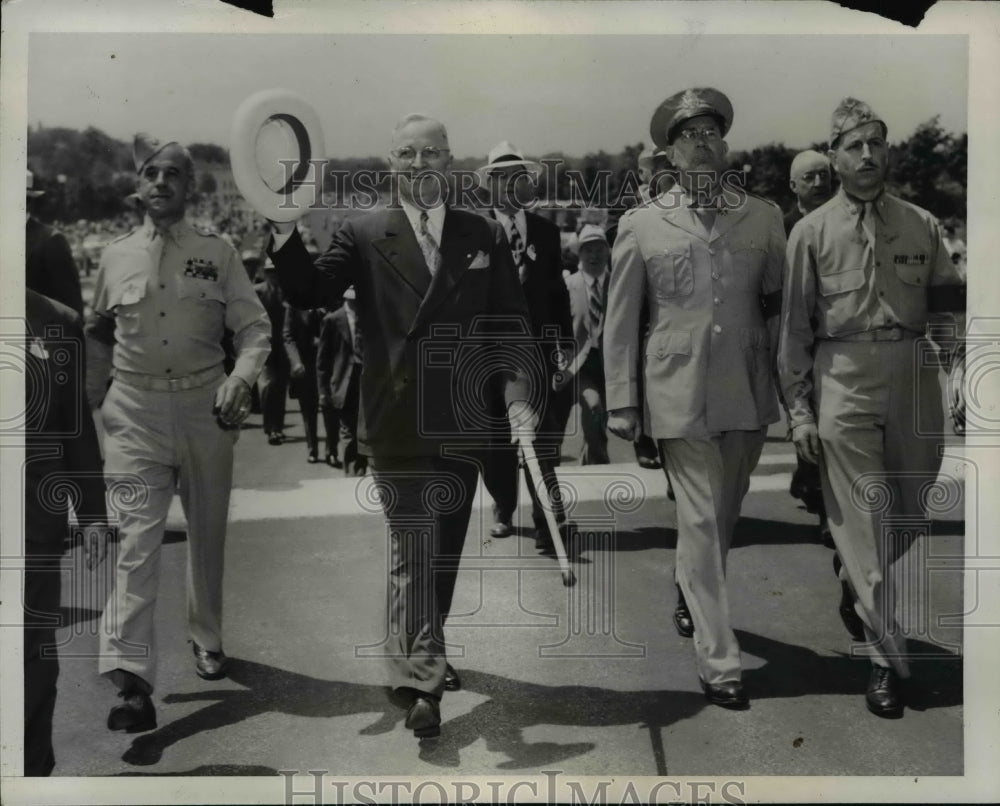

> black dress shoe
[107,691,156,733]
[700,679,750,710]
[673,587,694,638]
[866,666,904,718]
[193,642,229,680]
[490,521,513,538]
[267,433,282,446]
[444,663,461,692]
[637,455,662,470]
[839,583,866,642]
[326,454,343,469]
[404,695,441,738]
[307,450,319,463]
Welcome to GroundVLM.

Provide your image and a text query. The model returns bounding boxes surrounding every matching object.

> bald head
[789,149,832,213]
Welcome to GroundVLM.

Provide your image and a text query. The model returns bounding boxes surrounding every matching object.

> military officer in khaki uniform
[85,134,270,732]
[606,88,785,709]
[778,99,965,718]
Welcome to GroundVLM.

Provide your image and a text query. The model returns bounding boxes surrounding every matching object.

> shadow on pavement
[119,658,399,767]
[417,669,706,773]
[575,518,825,554]
[116,764,279,775]
[117,658,706,774]
[737,629,963,710]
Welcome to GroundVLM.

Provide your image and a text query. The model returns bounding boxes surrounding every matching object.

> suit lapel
[408,209,478,337]
[372,208,432,300]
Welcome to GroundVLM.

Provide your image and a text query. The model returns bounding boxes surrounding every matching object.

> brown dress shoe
[404,695,441,738]
[193,642,229,680]
[107,691,156,733]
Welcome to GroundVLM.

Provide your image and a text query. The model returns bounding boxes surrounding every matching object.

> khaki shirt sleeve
[221,243,271,387]
[84,251,115,407]
[604,214,647,412]
[778,220,818,428]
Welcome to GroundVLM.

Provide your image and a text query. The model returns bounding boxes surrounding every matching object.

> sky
[27,32,967,161]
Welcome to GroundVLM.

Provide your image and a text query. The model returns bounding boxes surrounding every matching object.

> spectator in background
[253,258,289,445]
[476,141,574,549]
[565,224,612,465]
[317,287,365,472]
[26,171,84,317]
[284,301,335,464]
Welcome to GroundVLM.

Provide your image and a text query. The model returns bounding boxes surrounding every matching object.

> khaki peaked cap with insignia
[650,87,733,149]
[829,97,887,147]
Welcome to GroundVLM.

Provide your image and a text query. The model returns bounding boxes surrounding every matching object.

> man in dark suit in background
[476,141,574,550]
[283,301,336,464]
[26,171,85,317]
[253,259,289,445]
[267,113,539,739]
[316,287,364,471]
[24,289,111,775]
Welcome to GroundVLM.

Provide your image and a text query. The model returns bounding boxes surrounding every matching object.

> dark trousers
[292,357,337,455]
[338,366,363,472]
[370,453,480,698]
[24,547,62,776]
[578,348,609,465]
[257,357,288,435]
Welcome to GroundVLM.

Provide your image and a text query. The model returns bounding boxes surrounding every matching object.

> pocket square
[468,250,490,270]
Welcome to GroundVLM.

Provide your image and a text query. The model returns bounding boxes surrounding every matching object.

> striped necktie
[416,210,441,277]
[508,218,526,283]
[588,274,606,347]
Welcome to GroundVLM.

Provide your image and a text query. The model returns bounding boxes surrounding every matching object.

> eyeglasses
[391,146,450,163]
[675,127,722,142]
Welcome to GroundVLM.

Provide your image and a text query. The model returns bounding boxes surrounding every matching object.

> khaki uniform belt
[112,364,224,392]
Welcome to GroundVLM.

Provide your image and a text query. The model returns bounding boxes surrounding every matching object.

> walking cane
[518,439,577,587]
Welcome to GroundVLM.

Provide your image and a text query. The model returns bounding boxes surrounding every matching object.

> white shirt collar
[399,198,446,243]
[581,269,607,288]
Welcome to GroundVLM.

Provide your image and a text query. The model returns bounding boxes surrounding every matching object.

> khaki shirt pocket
[107,281,147,336]
[730,239,767,291]
[648,246,694,299]
[817,267,865,297]
[894,262,931,287]
[178,276,226,305]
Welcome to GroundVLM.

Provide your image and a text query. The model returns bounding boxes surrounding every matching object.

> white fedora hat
[475,140,542,186]
[230,89,326,223]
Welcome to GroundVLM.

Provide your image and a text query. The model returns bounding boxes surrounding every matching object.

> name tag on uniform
[894,253,928,265]
[184,258,219,281]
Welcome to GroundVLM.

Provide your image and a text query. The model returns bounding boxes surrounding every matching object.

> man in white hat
[317,286,364,471]
[565,223,613,465]
[779,98,966,718]
[605,87,786,709]
[85,133,270,732]
[25,170,85,317]
[476,141,574,548]
[267,113,538,739]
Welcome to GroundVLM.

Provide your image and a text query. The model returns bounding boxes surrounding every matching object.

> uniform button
[165,368,172,374]
[159,283,165,289]
[714,297,722,305]
[712,272,720,280]
[162,339,168,345]
[713,324,723,334]
[708,248,716,256]
[160,312,166,317]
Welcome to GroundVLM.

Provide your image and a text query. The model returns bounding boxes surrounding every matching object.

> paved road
[43,403,967,784]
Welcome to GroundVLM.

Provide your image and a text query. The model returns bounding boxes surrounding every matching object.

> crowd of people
[21,86,966,772]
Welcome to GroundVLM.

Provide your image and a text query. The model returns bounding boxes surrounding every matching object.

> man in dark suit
[24,289,111,775]
[267,113,538,739]
[476,141,574,549]
[283,302,336,464]
[253,260,289,445]
[26,171,84,317]
[317,287,364,472]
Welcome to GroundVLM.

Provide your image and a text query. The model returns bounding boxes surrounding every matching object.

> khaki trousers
[98,374,237,688]
[659,429,766,685]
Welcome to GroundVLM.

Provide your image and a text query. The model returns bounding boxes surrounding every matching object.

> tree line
[26,117,966,224]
